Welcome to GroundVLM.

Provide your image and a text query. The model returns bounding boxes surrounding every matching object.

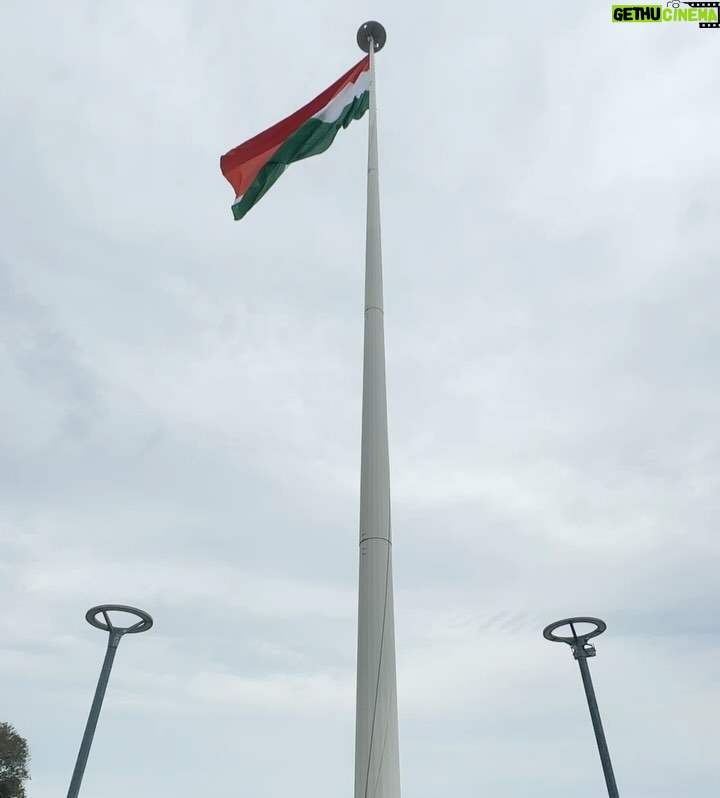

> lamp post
[67,604,153,798]
[543,616,620,798]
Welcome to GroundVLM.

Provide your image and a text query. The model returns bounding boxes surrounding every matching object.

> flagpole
[354,21,400,798]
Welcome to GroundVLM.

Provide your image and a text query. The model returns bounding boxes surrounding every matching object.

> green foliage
[0,723,30,798]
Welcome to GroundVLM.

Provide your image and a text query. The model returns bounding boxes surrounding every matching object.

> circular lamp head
[86,604,153,635]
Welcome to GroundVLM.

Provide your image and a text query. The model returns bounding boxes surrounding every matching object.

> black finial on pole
[357,21,387,53]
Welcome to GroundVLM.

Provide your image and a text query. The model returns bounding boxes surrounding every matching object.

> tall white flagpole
[354,21,400,798]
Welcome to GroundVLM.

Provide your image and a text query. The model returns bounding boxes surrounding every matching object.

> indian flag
[220,56,371,220]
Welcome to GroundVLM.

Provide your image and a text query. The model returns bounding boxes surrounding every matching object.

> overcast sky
[1,2,719,797]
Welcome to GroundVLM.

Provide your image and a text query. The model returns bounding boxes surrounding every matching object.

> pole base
[357,21,387,53]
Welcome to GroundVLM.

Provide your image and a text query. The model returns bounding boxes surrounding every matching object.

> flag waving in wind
[220,56,370,220]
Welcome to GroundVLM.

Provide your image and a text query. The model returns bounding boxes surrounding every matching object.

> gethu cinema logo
[611,2,720,23]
